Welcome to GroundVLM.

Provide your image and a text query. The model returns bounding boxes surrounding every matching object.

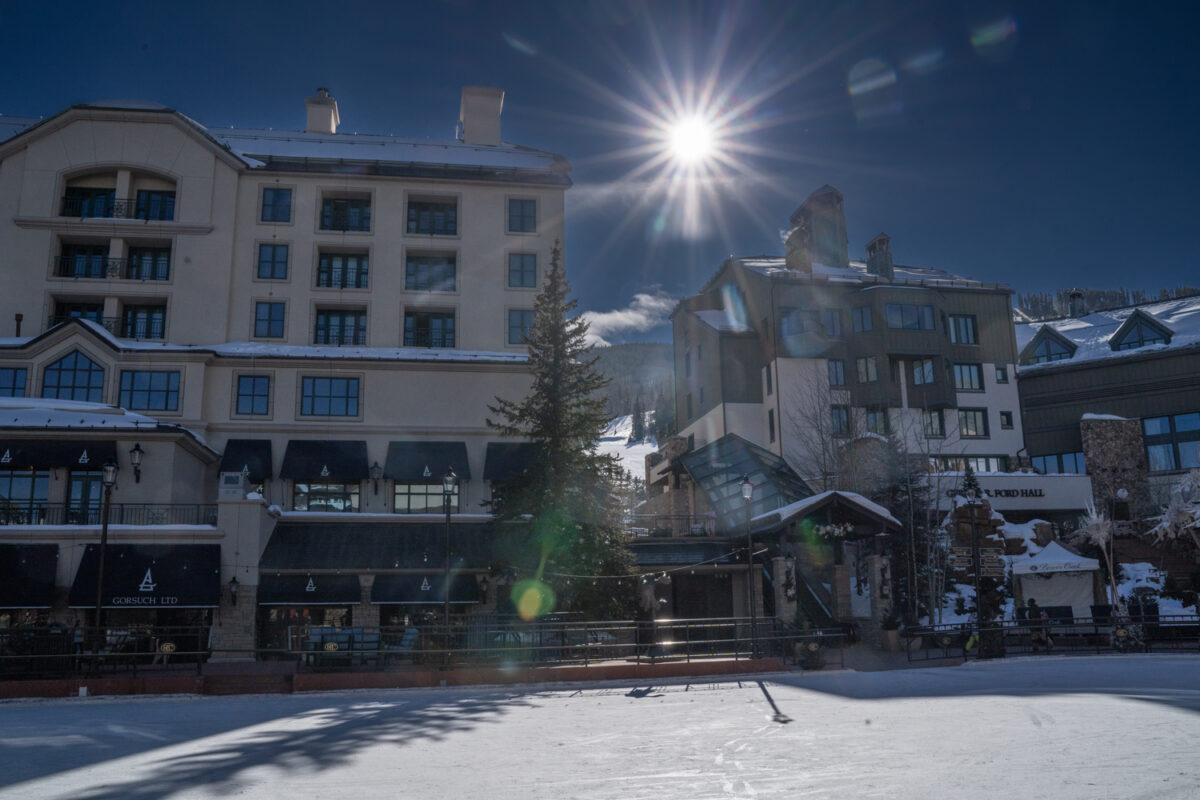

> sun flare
[667,115,716,165]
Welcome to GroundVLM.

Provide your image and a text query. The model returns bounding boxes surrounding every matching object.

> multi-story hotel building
[0,88,569,650]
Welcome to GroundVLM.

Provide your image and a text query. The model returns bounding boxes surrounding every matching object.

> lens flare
[668,115,716,164]
[512,579,556,621]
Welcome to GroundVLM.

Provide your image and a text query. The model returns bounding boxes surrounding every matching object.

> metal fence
[0,625,211,679]
[905,613,1200,661]
[0,504,218,526]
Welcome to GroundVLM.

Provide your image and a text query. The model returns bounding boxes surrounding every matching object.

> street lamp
[442,469,457,653]
[128,442,144,483]
[92,458,119,631]
[369,461,383,495]
[740,475,757,658]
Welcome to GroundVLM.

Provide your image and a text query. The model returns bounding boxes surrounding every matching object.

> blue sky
[3,0,1197,343]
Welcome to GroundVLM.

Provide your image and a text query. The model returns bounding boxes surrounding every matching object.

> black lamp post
[93,458,119,630]
[442,468,457,648]
[369,461,383,495]
[128,443,144,483]
[740,474,756,658]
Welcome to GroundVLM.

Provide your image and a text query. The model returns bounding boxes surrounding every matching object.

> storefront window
[393,483,459,513]
[0,470,49,524]
[293,482,360,512]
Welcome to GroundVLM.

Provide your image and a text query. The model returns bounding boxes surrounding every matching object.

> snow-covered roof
[1016,295,1200,371]
[0,397,211,450]
[732,256,996,289]
[1012,540,1099,575]
[754,490,902,529]
[4,318,530,365]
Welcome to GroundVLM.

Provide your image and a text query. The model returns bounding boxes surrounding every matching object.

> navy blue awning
[68,544,221,608]
[483,442,537,481]
[280,440,368,481]
[218,439,273,482]
[257,574,362,606]
[0,544,58,608]
[371,574,481,605]
[0,439,117,470]
[384,441,470,481]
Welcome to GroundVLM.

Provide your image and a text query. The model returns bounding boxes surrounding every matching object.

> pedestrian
[1028,598,1051,652]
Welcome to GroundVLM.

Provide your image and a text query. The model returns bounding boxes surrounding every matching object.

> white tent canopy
[1012,540,1099,575]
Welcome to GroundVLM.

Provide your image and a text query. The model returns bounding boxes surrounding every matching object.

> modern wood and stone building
[0,87,569,652]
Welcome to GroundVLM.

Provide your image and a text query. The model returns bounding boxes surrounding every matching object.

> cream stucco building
[0,88,569,652]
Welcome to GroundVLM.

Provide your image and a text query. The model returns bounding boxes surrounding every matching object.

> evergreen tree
[629,395,646,442]
[487,241,636,619]
[960,464,981,498]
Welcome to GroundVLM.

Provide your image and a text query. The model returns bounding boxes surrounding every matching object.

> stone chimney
[305,87,340,135]
[865,233,894,280]
[459,86,504,146]
[785,185,849,272]
[1068,288,1085,318]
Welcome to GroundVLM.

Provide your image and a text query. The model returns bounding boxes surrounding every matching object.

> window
[765,366,773,396]
[126,246,170,281]
[995,365,1009,384]
[320,197,371,232]
[508,253,537,288]
[293,482,360,512]
[261,187,292,223]
[508,309,535,344]
[55,301,103,324]
[405,254,456,292]
[885,303,936,331]
[236,375,271,415]
[135,190,175,221]
[59,244,107,278]
[923,409,945,438]
[1000,411,1014,429]
[953,363,984,391]
[314,309,367,345]
[1030,336,1072,364]
[300,376,360,416]
[257,244,289,280]
[508,198,536,233]
[828,359,845,386]
[768,409,776,443]
[957,408,989,438]
[317,252,369,289]
[912,359,935,385]
[1142,413,1200,472]
[62,187,114,218]
[254,302,285,338]
[1113,319,1167,351]
[119,370,180,411]
[852,306,872,333]
[684,350,692,378]
[121,305,166,339]
[1033,452,1086,475]
[42,351,104,402]
[822,309,843,338]
[866,407,889,435]
[404,311,455,348]
[779,309,805,338]
[686,393,693,420]
[831,405,850,435]
[949,315,977,344]
[68,471,104,524]
[0,368,27,397]
[856,356,878,383]
[0,470,49,524]
[938,455,1009,473]
[394,483,459,513]
[407,199,457,235]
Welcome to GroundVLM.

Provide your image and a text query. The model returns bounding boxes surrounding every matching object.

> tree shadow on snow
[1,688,538,798]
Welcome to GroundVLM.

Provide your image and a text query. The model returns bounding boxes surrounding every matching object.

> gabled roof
[679,434,813,531]
[1108,308,1173,351]
[1018,324,1079,365]
[1015,295,1200,372]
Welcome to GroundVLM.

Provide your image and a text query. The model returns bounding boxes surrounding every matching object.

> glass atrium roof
[680,434,813,532]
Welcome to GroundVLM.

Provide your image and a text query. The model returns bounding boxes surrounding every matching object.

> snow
[0,398,210,449]
[2,656,1198,798]
[597,415,658,481]
[1016,296,1200,371]
[1081,413,1128,421]
[757,490,902,528]
[1012,541,1099,574]
[733,256,994,288]
[1116,562,1192,615]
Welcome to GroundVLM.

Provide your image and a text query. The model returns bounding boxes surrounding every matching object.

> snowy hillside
[597,414,657,480]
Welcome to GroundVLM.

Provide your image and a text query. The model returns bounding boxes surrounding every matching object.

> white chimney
[459,86,504,146]
[305,87,340,135]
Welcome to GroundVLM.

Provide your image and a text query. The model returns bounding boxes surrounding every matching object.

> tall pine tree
[487,241,636,620]
[629,395,646,442]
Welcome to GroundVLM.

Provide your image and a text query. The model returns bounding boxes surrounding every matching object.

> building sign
[944,487,1045,499]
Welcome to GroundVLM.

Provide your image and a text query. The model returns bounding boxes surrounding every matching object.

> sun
[667,115,716,165]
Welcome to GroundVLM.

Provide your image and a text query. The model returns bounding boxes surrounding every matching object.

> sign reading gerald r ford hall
[943,487,1045,498]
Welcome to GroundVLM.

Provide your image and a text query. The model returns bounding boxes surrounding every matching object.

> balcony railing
[626,513,721,538]
[59,195,175,221]
[54,257,170,281]
[0,504,217,526]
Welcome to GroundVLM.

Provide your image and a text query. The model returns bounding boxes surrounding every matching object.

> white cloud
[581,291,676,346]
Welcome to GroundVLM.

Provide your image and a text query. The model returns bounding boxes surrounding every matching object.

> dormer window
[1030,337,1072,363]
[1110,312,1172,352]
[1021,326,1077,365]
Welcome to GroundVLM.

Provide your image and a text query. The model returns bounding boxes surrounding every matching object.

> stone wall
[1081,416,1150,516]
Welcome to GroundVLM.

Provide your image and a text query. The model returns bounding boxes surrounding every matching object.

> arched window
[41,351,104,402]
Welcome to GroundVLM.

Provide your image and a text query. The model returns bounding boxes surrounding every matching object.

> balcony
[54,256,124,279]
[0,504,218,526]
[59,194,175,221]
[626,513,722,538]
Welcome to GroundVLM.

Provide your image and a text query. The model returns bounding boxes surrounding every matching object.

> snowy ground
[597,414,658,481]
[3,655,1199,799]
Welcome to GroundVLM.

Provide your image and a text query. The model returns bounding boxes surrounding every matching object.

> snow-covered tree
[1147,469,1200,559]
[1072,505,1120,604]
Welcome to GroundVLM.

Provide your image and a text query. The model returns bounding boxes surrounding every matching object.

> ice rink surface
[2,654,1198,799]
